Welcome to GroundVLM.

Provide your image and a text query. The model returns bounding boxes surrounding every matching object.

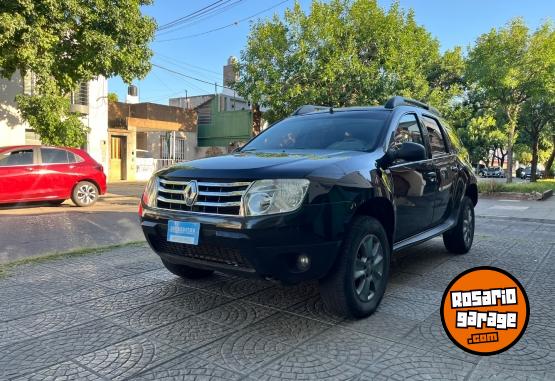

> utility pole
[185,89,188,109]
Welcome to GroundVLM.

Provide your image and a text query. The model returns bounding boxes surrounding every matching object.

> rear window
[242,111,390,152]
[41,148,71,164]
[0,149,34,166]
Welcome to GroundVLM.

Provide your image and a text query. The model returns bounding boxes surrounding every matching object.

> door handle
[26,167,33,171]
[425,171,437,182]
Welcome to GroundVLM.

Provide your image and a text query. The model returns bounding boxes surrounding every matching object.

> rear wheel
[443,196,475,254]
[161,259,214,279]
[319,216,390,319]
[72,181,98,207]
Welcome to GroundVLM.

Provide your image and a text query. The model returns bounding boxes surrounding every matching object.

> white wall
[0,73,28,146]
[84,76,109,175]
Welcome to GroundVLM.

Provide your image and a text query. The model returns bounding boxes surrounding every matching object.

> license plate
[167,220,200,245]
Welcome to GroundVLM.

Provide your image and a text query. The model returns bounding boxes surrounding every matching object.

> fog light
[296,254,311,271]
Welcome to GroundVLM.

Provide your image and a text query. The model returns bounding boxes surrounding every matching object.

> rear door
[37,148,77,199]
[420,115,457,226]
[388,113,437,241]
[0,148,41,202]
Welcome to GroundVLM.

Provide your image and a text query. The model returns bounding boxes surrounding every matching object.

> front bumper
[140,203,349,284]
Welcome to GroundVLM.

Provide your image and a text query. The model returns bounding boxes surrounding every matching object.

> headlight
[242,179,309,216]
[142,175,159,208]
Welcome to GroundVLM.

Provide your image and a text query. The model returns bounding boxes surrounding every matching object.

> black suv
[140,96,478,318]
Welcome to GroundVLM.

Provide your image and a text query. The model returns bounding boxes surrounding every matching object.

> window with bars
[71,82,89,106]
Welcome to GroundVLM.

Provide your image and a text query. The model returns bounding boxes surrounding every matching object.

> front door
[0,147,42,202]
[421,115,457,225]
[109,136,126,181]
[388,113,438,241]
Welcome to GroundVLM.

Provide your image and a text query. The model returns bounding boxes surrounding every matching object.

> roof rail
[291,105,329,116]
[384,96,440,116]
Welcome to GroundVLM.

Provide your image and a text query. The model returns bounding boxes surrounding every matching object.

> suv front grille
[156,178,251,215]
[149,235,252,269]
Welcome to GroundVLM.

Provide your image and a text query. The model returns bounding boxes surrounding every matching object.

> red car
[0,145,107,207]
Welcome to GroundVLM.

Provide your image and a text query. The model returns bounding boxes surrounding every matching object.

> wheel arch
[72,178,101,194]
[353,197,395,247]
[465,183,478,206]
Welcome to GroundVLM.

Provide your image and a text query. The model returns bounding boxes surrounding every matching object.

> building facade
[0,72,109,175]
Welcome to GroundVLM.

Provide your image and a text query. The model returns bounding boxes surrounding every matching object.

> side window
[0,149,34,166]
[422,116,448,157]
[41,148,70,164]
[390,114,424,151]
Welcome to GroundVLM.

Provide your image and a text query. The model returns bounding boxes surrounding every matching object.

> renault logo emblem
[183,180,198,207]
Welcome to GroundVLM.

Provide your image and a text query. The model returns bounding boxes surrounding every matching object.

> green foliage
[107,92,119,102]
[234,0,463,123]
[0,0,155,145]
[0,0,156,92]
[466,19,555,181]
[478,179,555,194]
[16,91,89,147]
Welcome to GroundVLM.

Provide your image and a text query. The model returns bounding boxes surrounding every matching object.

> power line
[157,0,229,31]
[152,63,232,90]
[156,53,221,77]
[156,0,246,37]
[156,0,289,42]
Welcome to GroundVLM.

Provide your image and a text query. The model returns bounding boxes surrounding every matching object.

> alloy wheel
[353,234,384,302]
[77,184,97,205]
[462,205,473,246]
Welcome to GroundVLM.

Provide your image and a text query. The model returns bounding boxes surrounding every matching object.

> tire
[71,181,99,207]
[161,259,214,279]
[319,216,390,319]
[48,199,65,206]
[443,196,475,254]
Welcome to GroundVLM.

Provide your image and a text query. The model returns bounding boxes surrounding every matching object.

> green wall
[197,95,252,147]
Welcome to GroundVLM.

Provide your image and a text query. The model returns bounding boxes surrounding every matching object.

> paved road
[0,182,146,264]
[1,216,553,380]
[2,181,553,264]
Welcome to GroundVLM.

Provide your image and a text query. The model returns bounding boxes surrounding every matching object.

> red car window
[41,148,70,164]
[0,149,34,166]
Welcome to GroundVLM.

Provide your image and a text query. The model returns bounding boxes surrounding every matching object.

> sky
[109,0,555,104]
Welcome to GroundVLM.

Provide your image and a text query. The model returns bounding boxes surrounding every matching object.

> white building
[0,72,109,175]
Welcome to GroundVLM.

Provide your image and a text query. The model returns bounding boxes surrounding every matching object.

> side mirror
[381,142,427,167]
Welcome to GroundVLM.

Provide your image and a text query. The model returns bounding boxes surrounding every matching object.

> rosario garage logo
[440,266,529,355]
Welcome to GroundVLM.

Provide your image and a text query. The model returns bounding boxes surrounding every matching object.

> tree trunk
[251,103,262,136]
[505,107,519,184]
[530,132,539,182]
[545,135,555,178]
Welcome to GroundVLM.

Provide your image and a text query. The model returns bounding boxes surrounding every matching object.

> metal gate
[156,132,189,170]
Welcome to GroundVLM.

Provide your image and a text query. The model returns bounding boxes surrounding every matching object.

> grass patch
[478,179,555,194]
[0,240,146,278]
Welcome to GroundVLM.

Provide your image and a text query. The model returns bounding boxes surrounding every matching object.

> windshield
[242,111,390,152]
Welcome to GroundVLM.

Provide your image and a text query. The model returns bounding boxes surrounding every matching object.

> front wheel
[72,181,99,207]
[161,259,214,279]
[443,196,475,254]
[319,216,390,319]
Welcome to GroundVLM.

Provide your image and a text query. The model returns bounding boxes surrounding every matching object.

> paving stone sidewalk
[1,217,554,380]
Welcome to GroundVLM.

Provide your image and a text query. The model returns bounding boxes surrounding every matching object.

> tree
[234,0,463,124]
[107,93,119,103]
[17,86,89,147]
[0,0,156,146]
[466,19,555,183]
[520,98,555,181]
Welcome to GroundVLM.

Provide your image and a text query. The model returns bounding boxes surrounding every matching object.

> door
[109,136,126,181]
[388,114,438,241]
[0,147,41,202]
[37,147,78,199]
[421,115,457,225]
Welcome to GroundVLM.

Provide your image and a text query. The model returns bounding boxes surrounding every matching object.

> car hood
[157,149,379,180]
